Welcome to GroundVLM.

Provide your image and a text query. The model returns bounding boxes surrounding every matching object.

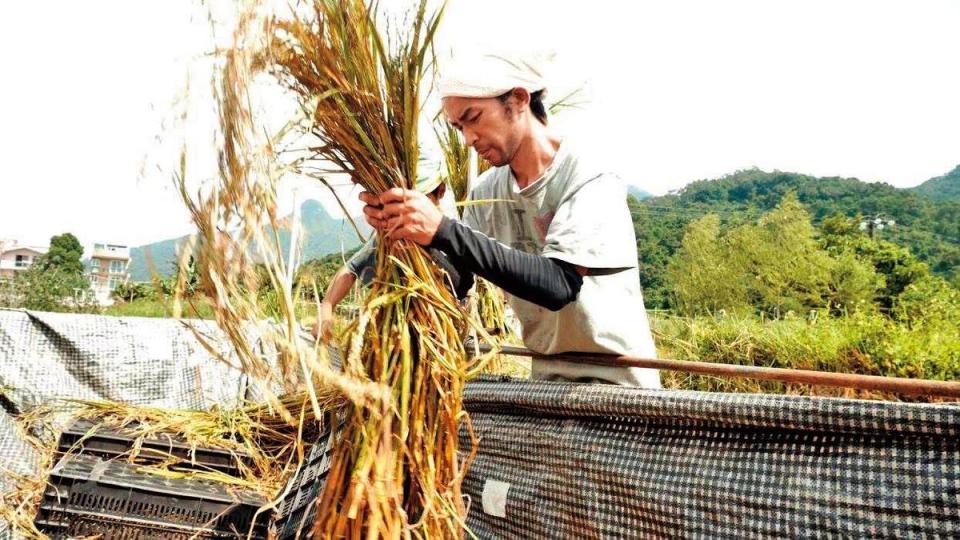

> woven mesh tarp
[461,378,960,538]
[0,309,254,413]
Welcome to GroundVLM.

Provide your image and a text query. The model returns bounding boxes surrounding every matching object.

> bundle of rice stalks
[262,1,499,536]
[174,0,391,419]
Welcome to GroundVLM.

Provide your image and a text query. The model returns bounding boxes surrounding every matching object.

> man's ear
[510,87,531,112]
[501,87,530,118]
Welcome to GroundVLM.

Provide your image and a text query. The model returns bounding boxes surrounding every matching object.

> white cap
[439,51,552,99]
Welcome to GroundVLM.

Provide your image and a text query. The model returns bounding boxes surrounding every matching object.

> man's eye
[470,113,482,123]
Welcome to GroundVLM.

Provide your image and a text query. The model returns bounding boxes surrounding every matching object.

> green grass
[105,293,323,324]
[103,296,216,319]
[652,312,960,401]
[103,295,958,401]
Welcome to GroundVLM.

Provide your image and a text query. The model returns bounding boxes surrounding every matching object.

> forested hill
[630,167,960,307]
[910,165,960,202]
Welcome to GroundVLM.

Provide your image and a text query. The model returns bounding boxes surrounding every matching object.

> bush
[0,267,99,313]
[112,281,155,303]
[103,296,216,319]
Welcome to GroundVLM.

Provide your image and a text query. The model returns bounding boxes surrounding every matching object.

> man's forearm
[429,217,582,311]
[323,267,358,308]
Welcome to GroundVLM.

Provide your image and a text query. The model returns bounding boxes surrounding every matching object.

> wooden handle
[475,343,960,399]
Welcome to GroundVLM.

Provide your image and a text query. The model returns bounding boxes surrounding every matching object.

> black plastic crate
[271,410,342,540]
[58,418,248,477]
[36,453,270,539]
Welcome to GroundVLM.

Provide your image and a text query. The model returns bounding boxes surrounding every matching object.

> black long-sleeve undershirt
[429,216,583,311]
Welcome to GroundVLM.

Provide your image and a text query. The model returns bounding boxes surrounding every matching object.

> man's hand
[312,301,335,341]
[360,188,443,246]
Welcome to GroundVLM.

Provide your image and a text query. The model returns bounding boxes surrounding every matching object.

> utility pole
[859,214,896,239]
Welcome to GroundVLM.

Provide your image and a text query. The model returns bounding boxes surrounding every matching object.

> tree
[736,194,835,315]
[668,194,880,317]
[0,232,97,313]
[39,233,85,276]
[819,217,931,312]
[824,251,882,315]
[668,214,750,315]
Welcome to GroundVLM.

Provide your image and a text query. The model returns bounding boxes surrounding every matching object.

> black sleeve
[429,216,583,311]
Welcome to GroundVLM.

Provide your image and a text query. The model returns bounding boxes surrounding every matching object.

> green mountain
[627,185,652,201]
[631,168,960,307]
[128,200,368,281]
[277,199,370,264]
[128,238,181,281]
[911,165,960,202]
[131,168,959,305]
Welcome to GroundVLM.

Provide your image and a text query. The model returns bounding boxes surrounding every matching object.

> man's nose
[463,128,479,147]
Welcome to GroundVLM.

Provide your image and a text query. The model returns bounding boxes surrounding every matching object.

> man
[313,174,471,340]
[360,53,660,388]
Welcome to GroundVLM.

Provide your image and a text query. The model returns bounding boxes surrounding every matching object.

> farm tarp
[461,378,960,538]
[2,309,958,538]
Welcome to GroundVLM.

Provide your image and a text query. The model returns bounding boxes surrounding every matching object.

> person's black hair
[428,182,445,199]
[498,89,548,125]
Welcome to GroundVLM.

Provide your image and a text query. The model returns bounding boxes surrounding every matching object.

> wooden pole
[477,343,960,399]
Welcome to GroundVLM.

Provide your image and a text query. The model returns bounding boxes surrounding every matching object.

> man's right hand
[359,191,385,231]
[359,189,444,245]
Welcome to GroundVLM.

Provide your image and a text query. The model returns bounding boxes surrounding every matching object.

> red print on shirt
[532,211,555,243]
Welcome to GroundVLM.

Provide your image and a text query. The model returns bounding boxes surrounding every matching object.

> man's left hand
[361,188,443,246]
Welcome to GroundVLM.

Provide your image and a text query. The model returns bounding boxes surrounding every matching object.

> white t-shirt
[462,139,661,388]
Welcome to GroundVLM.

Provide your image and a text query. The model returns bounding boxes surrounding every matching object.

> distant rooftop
[91,243,131,261]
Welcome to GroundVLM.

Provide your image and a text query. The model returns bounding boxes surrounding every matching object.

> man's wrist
[429,215,455,251]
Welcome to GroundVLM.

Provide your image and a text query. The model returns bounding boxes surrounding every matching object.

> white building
[0,239,48,280]
[87,243,131,306]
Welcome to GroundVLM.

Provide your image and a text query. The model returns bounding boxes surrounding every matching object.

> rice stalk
[55,394,344,496]
[434,121,472,213]
[174,0,392,421]
[209,0,490,536]
[0,390,347,540]
[0,413,55,540]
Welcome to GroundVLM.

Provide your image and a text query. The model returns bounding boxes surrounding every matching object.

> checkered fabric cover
[461,377,960,539]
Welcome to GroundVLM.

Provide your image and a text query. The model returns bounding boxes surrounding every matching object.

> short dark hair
[428,182,445,199]
[498,89,548,125]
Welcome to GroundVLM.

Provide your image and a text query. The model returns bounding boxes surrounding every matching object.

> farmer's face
[442,94,524,168]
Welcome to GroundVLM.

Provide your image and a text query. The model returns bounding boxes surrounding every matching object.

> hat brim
[416,175,444,195]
